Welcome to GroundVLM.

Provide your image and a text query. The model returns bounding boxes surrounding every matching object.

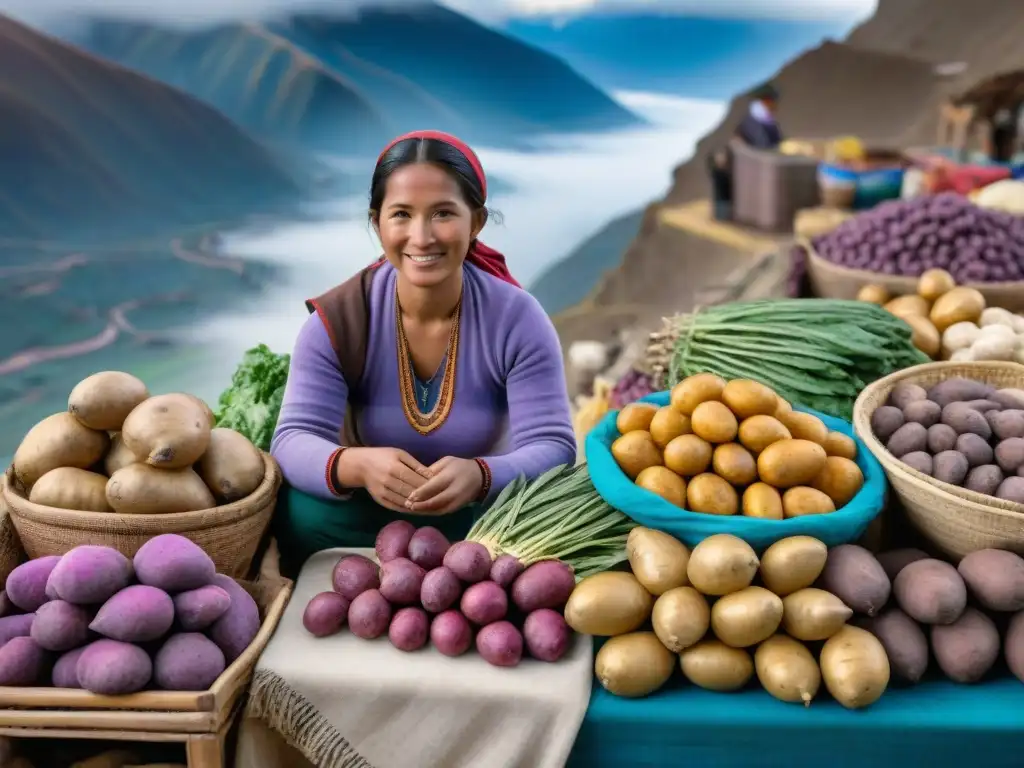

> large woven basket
[1,452,281,578]
[853,361,1024,559]
[802,240,1024,312]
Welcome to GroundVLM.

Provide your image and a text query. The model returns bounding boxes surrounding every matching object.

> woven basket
[853,361,1024,559]
[802,241,1024,312]
[1,452,281,578]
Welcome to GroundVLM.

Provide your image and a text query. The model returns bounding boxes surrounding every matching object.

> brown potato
[823,431,857,460]
[197,427,265,503]
[649,407,692,449]
[663,434,712,477]
[710,586,783,648]
[930,608,999,683]
[902,314,941,358]
[782,588,853,641]
[616,403,658,435]
[106,464,215,514]
[893,559,966,625]
[67,371,150,431]
[670,373,726,416]
[687,473,739,516]
[876,548,929,582]
[810,456,864,507]
[902,399,941,427]
[927,424,958,454]
[965,464,1003,495]
[817,544,891,617]
[690,401,739,444]
[741,483,784,520]
[712,443,756,486]
[932,451,969,485]
[721,379,778,420]
[778,411,828,445]
[13,412,110,491]
[820,625,890,709]
[635,466,687,508]
[957,549,1024,612]
[941,402,992,440]
[737,415,791,454]
[611,431,663,480]
[121,393,212,469]
[886,423,927,458]
[756,439,827,488]
[29,467,113,512]
[929,286,985,333]
[870,406,905,442]
[856,284,890,304]
[759,536,827,596]
[679,640,753,692]
[888,382,927,411]
[855,608,928,683]
[782,487,835,518]
[884,294,930,319]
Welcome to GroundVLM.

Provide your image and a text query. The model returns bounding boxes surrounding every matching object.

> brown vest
[305,266,376,446]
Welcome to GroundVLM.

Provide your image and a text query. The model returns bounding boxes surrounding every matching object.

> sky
[0,0,878,27]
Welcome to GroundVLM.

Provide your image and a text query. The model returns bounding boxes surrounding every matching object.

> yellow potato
[626,527,690,595]
[822,431,857,460]
[691,401,739,444]
[121,393,212,469]
[670,373,726,416]
[13,412,109,491]
[758,536,827,596]
[778,411,828,445]
[616,403,658,435]
[737,415,791,454]
[687,473,739,516]
[721,379,778,420]
[711,586,783,648]
[663,434,712,476]
[782,487,836,518]
[757,439,827,488]
[611,431,663,480]
[680,639,754,691]
[595,632,675,698]
[810,456,865,508]
[649,407,691,449]
[711,443,757,486]
[652,586,709,652]
[67,371,149,431]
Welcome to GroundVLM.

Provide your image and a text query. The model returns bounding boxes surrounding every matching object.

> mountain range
[78,3,641,155]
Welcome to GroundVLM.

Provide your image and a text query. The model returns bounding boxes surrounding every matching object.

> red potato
[460,581,508,626]
[430,610,473,657]
[379,558,426,605]
[443,542,491,583]
[523,609,571,662]
[388,607,430,652]
[303,592,351,638]
[490,555,524,589]
[420,567,462,613]
[511,561,575,613]
[348,589,392,640]
[332,555,380,601]
[476,621,524,667]
[375,521,416,563]
[407,527,450,571]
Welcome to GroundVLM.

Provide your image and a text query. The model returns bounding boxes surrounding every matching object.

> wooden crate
[0,509,293,768]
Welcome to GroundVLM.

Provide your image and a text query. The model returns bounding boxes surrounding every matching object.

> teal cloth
[273,484,477,578]
[569,672,1024,767]
[586,391,887,551]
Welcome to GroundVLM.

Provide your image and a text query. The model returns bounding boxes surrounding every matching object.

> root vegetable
[679,639,753,692]
[379,558,426,606]
[121,393,212,469]
[430,610,473,657]
[303,592,350,637]
[0,636,47,686]
[957,548,1024,612]
[154,632,226,691]
[625,527,690,596]
[29,467,112,512]
[876,548,929,581]
[651,586,709,652]
[710,586,783,648]
[0,614,34,649]
[13,412,110,490]
[893,559,966,625]
[375,521,416,563]
[595,632,674,697]
[611,431,663,479]
[820,625,890,709]
[331,555,380,600]
[523,609,571,662]
[476,621,523,667]
[856,608,928,683]
[759,536,827,596]
[489,555,524,589]
[686,534,758,596]
[208,574,261,662]
[564,572,652,636]
[196,427,265,503]
[754,634,820,706]
[388,607,430,652]
[106,465,215,514]
[930,607,999,683]
[6,555,62,611]
[741,481,784,519]
[76,639,153,695]
[407,527,450,571]
[420,567,462,613]
[443,541,492,583]
[68,371,150,431]
[104,433,137,476]
[461,581,508,625]
[510,560,575,613]
[670,373,726,416]
[347,589,392,640]
[52,647,85,688]
[90,585,175,643]
[816,544,891,617]
[616,402,657,434]
[47,546,131,605]
[173,585,232,631]
[31,600,90,651]
[134,533,216,593]
[781,588,852,641]
[756,439,827,488]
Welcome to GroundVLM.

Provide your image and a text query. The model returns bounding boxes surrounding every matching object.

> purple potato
[388,607,430,652]
[332,555,380,600]
[379,558,426,606]
[303,592,350,638]
[476,621,524,668]
[510,561,576,613]
[407,527,450,571]
[347,589,391,640]
[489,555,524,589]
[430,610,473,657]
[460,581,508,626]
[420,567,462,613]
[443,542,492,583]
[375,521,416,563]
[523,609,571,662]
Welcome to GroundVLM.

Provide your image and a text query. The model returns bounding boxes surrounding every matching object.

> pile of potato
[827,545,1024,685]
[0,534,261,693]
[610,374,864,518]
[564,528,890,709]
[11,371,266,514]
[871,378,1024,503]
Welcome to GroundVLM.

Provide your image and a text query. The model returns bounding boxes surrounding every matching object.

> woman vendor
[270,131,577,576]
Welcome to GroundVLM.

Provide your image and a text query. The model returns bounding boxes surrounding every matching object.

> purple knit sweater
[270,262,577,501]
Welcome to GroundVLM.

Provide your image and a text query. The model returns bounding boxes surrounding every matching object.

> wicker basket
[853,361,1024,559]
[802,240,1024,312]
[2,452,281,578]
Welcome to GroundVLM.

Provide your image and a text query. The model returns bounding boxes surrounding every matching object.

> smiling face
[372,162,485,289]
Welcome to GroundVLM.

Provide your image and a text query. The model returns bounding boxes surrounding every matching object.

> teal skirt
[272,484,479,578]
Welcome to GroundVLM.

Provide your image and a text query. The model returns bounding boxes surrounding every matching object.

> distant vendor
[736,83,784,150]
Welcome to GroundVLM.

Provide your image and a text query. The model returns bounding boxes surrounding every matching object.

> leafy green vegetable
[214,344,290,451]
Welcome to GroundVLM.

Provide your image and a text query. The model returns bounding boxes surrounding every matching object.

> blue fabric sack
[585,390,887,551]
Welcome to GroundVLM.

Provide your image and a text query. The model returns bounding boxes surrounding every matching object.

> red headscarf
[370,130,520,288]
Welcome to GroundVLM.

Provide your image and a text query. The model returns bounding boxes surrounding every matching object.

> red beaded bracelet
[325,447,348,497]
[474,458,492,501]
